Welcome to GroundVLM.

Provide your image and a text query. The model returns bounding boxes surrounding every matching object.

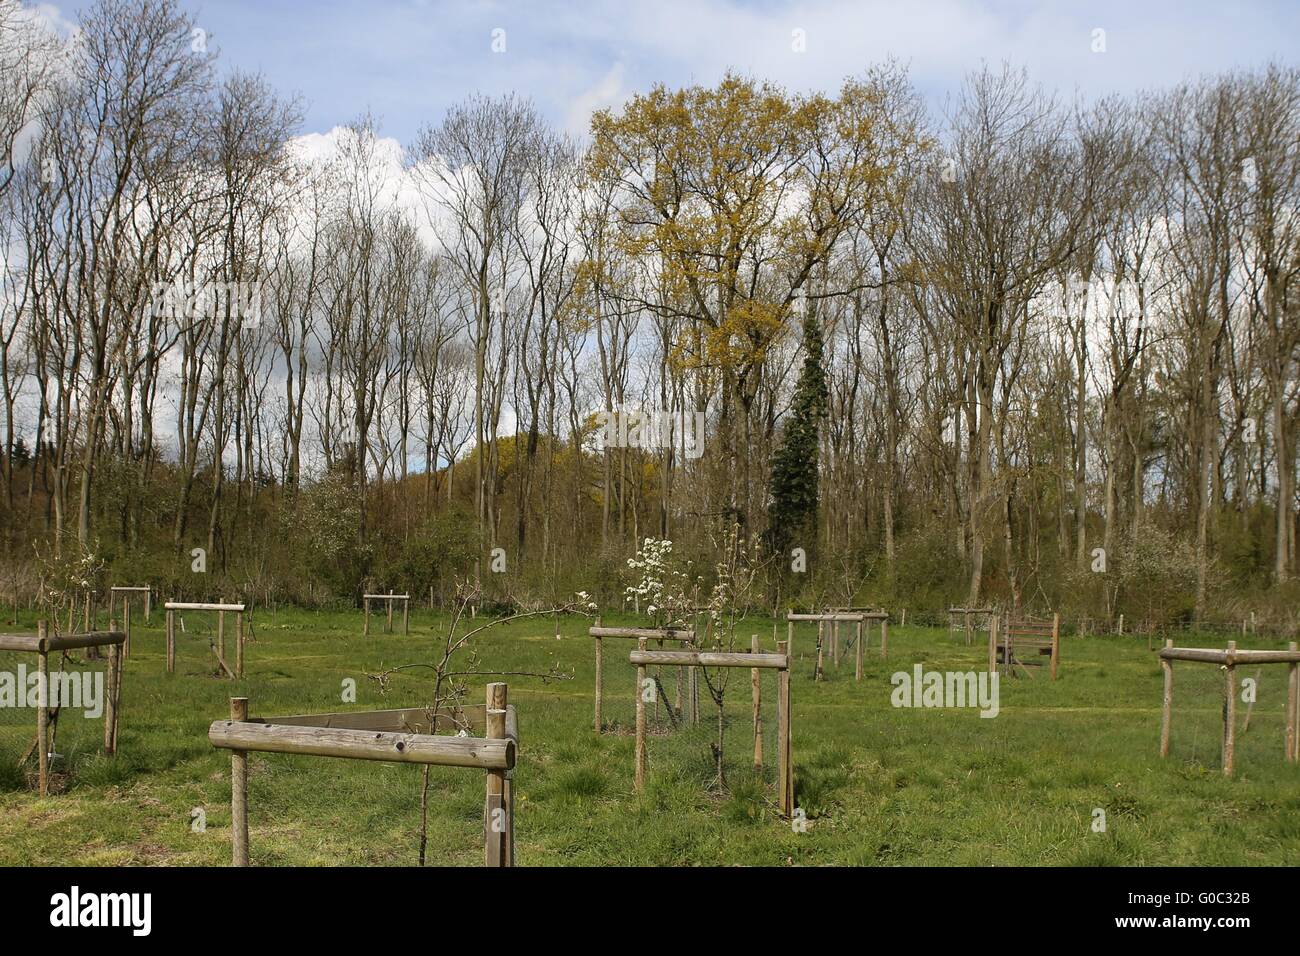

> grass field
[1,607,1298,866]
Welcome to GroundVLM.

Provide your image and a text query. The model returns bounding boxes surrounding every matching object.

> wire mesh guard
[0,646,112,792]
[633,658,783,797]
[1166,658,1294,770]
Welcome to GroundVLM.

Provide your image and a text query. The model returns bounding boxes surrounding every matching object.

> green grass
[1,608,1297,866]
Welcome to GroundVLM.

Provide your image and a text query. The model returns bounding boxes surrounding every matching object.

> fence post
[166,609,175,673]
[593,615,603,733]
[1223,641,1237,776]
[751,635,762,771]
[634,637,647,791]
[854,620,863,682]
[1160,639,1174,758]
[777,640,792,817]
[988,615,998,674]
[37,619,48,797]
[236,610,245,678]
[1050,613,1060,681]
[104,619,118,754]
[484,682,509,867]
[881,617,889,660]
[1286,642,1297,764]
[230,697,249,865]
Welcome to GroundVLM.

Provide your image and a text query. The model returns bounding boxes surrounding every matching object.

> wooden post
[122,596,131,659]
[593,615,603,733]
[777,640,792,817]
[235,611,245,678]
[386,593,394,634]
[166,609,175,673]
[854,620,863,682]
[786,618,794,660]
[104,618,118,754]
[1286,642,1297,764]
[363,596,370,636]
[901,608,906,628]
[634,637,647,791]
[230,697,249,865]
[880,617,889,659]
[1117,613,1124,636]
[751,635,762,771]
[1002,616,1011,678]
[1223,641,1237,777]
[1160,639,1174,758]
[832,619,840,670]
[37,620,48,797]
[144,589,151,624]
[217,610,226,670]
[988,615,998,674]
[814,621,824,681]
[484,682,509,867]
[1050,613,1060,681]
[402,597,409,635]
[965,613,973,647]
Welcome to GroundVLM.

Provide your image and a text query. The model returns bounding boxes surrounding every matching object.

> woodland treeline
[2,0,1300,629]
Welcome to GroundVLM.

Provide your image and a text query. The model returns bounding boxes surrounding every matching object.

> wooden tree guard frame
[363,592,409,635]
[0,621,126,796]
[631,643,793,817]
[164,602,246,678]
[787,610,888,679]
[1159,640,1300,776]
[589,620,696,732]
[208,683,518,866]
[996,613,1060,680]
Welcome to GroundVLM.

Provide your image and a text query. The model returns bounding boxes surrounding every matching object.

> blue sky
[46,0,1300,144]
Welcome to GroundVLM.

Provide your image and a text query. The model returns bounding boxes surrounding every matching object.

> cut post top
[0,630,127,653]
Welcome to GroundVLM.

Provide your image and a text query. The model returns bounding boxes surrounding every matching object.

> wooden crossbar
[1160,640,1299,776]
[212,686,517,866]
[629,649,788,669]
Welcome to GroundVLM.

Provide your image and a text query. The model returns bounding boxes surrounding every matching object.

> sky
[40,0,1300,146]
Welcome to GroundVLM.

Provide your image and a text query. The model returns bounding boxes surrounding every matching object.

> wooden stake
[1286,642,1297,764]
[881,617,889,659]
[593,615,603,733]
[37,620,48,797]
[386,593,393,633]
[988,615,998,674]
[1160,639,1174,758]
[777,640,792,817]
[1223,641,1237,777]
[634,637,647,791]
[104,618,118,754]
[1050,613,1060,680]
[363,596,370,636]
[854,620,863,681]
[166,609,175,673]
[752,635,762,771]
[484,682,509,867]
[217,610,226,670]
[235,611,244,678]
[122,596,131,659]
[230,697,249,865]
[402,597,409,635]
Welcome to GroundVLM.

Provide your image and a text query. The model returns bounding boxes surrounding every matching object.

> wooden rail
[0,621,125,795]
[786,609,890,677]
[1158,639,1299,776]
[362,592,409,635]
[632,639,793,816]
[164,602,246,678]
[589,619,696,733]
[209,685,518,866]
